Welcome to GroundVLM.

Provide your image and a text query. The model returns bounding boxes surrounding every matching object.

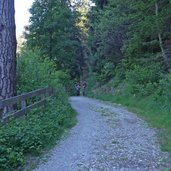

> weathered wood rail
[0,87,53,123]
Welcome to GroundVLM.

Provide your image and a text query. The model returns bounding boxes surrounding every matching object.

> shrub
[0,48,77,170]
[100,62,115,82]
[0,90,76,171]
[17,48,71,94]
[125,64,161,96]
[154,71,171,107]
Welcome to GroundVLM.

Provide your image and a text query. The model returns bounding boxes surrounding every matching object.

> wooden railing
[0,87,53,123]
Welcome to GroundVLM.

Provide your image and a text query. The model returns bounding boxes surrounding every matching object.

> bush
[17,48,71,94]
[0,48,77,170]
[125,64,161,96]
[0,90,76,171]
[100,62,115,82]
[154,71,171,107]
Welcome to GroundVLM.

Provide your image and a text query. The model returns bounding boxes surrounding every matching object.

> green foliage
[99,62,115,83]
[26,0,86,79]
[0,47,77,170]
[17,48,71,94]
[89,0,171,83]
[155,72,171,106]
[88,0,128,79]
[88,1,171,154]
[0,92,76,170]
[125,64,161,96]
[89,77,171,152]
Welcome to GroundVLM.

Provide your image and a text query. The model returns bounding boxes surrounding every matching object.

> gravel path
[34,96,170,171]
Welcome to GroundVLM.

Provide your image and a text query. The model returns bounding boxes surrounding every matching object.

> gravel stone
[34,97,170,171]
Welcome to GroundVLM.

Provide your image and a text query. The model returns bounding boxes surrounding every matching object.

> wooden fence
[0,87,53,123]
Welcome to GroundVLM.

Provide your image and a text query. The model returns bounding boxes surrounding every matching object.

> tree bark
[0,0,17,100]
[155,1,168,66]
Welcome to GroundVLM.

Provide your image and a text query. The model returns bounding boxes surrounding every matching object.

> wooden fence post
[0,108,3,120]
[41,93,45,100]
[21,100,27,109]
[40,90,45,108]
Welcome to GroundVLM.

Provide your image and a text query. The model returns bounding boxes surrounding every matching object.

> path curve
[34,97,169,171]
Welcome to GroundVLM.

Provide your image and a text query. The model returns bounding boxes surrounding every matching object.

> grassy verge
[0,90,77,171]
[89,90,171,153]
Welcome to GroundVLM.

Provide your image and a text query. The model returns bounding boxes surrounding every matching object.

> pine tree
[26,0,85,79]
[0,0,17,100]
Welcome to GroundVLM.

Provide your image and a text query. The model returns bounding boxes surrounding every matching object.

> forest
[0,0,171,170]
[88,0,171,153]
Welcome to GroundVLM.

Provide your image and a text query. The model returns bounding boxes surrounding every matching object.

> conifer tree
[0,0,16,100]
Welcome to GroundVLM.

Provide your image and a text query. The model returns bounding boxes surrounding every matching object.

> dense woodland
[89,0,171,80]
[0,0,171,170]
[88,0,171,154]
[88,1,171,107]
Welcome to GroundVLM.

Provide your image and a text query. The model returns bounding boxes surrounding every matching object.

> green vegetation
[17,48,72,94]
[87,0,171,152]
[0,0,80,168]
[1,0,171,169]
[26,0,87,79]
[0,91,76,171]
[0,46,77,170]
[89,66,171,152]
[91,89,171,152]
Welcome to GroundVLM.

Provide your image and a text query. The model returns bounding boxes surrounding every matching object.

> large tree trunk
[0,0,17,101]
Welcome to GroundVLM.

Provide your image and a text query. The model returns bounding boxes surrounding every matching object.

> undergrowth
[0,47,77,170]
[0,89,76,171]
[90,87,171,153]
[88,63,171,153]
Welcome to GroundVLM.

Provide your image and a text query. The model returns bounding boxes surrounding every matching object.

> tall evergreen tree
[88,0,129,81]
[26,0,86,79]
[0,0,17,100]
[88,0,171,82]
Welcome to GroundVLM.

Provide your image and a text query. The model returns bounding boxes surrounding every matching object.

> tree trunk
[155,1,168,66]
[0,0,17,101]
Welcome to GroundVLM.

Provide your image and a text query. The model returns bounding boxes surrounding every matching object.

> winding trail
[34,97,170,171]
